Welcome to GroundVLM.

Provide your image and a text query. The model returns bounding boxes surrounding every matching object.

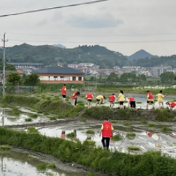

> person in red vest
[71,91,80,106]
[146,90,154,110]
[86,93,94,108]
[166,101,176,110]
[99,118,113,150]
[61,84,67,103]
[109,93,116,109]
[128,97,136,109]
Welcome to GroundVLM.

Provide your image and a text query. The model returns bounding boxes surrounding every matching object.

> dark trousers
[130,101,136,108]
[101,137,110,149]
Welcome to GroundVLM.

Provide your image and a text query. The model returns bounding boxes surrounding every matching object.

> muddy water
[38,120,176,158]
[0,150,87,176]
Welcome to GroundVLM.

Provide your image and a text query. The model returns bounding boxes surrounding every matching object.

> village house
[33,66,84,84]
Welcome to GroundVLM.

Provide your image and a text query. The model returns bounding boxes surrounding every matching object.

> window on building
[60,76,64,80]
[72,76,76,81]
[78,77,82,81]
[48,76,50,80]
[54,76,58,80]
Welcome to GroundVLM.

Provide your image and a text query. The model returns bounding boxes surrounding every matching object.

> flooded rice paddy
[0,150,88,176]
[0,92,176,175]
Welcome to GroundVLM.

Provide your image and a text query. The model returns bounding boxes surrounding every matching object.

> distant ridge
[53,44,66,49]
[128,49,154,60]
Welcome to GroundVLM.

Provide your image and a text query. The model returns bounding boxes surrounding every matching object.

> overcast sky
[0,0,176,56]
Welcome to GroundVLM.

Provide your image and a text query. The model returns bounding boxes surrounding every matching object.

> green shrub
[148,123,155,127]
[111,134,122,141]
[66,132,76,138]
[123,122,132,126]
[155,109,174,122]
[37,163,47,170]
[25,118,32,122]
[161,126,172,133]
[27,126,39,134]
[126,133,136,139]
[86,130,95,134]
[30,114,38,118]
[47,162,56,168]
[110,120,118,123]
[0,145,11,150]
[80,118,87,122]
[140,119,148,124]
[128,146,140,151]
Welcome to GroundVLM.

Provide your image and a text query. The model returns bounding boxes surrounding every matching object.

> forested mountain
[128,49,154,60]
[0,43,175,68]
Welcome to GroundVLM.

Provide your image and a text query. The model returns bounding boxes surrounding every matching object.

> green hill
[0,44,176,68]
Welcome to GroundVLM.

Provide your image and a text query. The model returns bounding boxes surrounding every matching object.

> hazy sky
[0,0,176,56]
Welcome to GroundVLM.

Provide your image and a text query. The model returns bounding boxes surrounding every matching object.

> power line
[3,32,176,37]
[9,39,176,44]
[0,0,109,18]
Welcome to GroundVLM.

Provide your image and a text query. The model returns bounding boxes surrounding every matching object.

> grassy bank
[0,127,175,176]
[1,95,176,122]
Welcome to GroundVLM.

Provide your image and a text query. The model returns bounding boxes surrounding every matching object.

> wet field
[0,92,176,175]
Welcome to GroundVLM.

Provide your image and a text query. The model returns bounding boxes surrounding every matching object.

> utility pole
[2,33,8,97]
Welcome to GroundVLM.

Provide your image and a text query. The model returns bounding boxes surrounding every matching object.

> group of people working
[61,84,176,110]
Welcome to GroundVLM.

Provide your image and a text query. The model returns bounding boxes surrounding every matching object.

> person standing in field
[156,90,165,108]
[61,84,66,103]
[109,93,116,109]
[71,91,80,106]
[96,95,105,106]
[86,93,94,108]
[128,97,136,109]
[99,118,113,150]
[117,90,126,109]
[146,90,154,109]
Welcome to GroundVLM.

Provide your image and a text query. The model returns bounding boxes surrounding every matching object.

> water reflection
[0,151,86,176]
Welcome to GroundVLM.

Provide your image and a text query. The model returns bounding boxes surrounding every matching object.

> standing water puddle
[0,150,87,176]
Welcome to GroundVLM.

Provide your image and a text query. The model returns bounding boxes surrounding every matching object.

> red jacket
[129,97,135,103]
[86,93,93,99]
[147,92,153,99]
[61,86,66,95]
[109,95,115,102]
[71,92,77,99]
[102,121,113,137]
[170,102,176,108]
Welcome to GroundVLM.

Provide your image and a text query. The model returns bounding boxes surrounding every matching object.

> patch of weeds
[86,129,95,134]
[1,103,8,108]
[25,118,32,122]
[110,120,118,123]
[44,112,49,115]
[0,145,11,150]
[123,122,132,126]
[136,101,142,104]
[58,115,65,119]
[47,162,56,168]
[126,133,136,139]
[27,126,39,134]
[140,119,148,125]
[49,116,57,120]
[161,126,172,133]
[12,107,21,116]
[111,134,122,141]
[80,118,87,122]
[66,132,76,138]
[155,109,173,122]
[148,123,155,127]
[128,146,140,151]
[37,111,43,113]
[86,173,96,176]
[30,114,38,118]
[37,163,47,170]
